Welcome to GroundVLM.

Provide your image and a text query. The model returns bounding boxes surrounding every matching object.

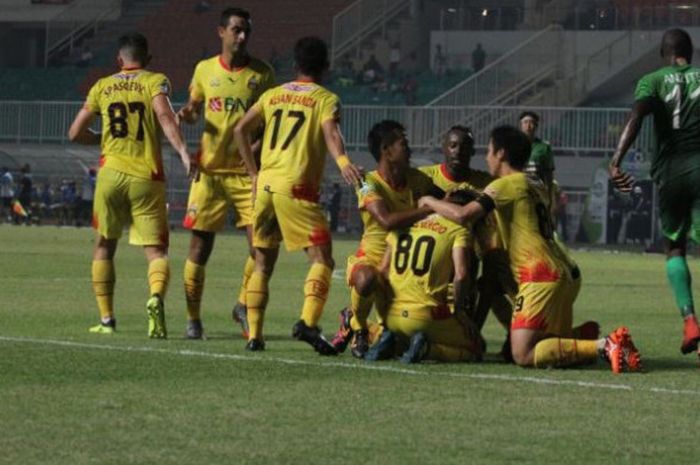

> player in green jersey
[519,111,554,186]
[610,28,700,356]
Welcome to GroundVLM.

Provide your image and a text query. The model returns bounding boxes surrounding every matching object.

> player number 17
[269,109,306,150]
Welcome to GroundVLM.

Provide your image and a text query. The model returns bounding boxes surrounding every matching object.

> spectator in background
[77,167,96,226]
[77,45,94,67]
[0,166,14,223]
[402,75,418,105]
[329,183,342,232]
[60,179,77,225]
[39,182,53,222]
[433,44,447,78]
[389,42,401,77]
[16,164,33,224]
[362,54,383,84]
[471,43,485,72]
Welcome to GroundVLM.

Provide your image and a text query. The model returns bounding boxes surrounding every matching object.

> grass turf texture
[1,225,698,465]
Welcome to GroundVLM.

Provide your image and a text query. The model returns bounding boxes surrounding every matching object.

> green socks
[666,256,695,318]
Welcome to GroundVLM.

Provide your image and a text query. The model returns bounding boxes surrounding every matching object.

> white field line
[1,335,698,396]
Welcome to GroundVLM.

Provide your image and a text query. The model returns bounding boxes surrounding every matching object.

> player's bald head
[117,33,150,66]
[661,28,693,62]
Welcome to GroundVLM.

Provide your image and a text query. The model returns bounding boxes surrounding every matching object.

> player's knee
[352,267,377,295]
[510,344,534,367]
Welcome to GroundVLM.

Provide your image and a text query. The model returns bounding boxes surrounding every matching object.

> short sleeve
[150,73,171,99]
[634,73,655,101]
[483,176,512,210]
[320,93,341,124]
[356,177,383,208]
[84,81,102,113]
[189,64,205,102]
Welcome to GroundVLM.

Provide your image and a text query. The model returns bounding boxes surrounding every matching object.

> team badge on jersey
[209,77,221,87]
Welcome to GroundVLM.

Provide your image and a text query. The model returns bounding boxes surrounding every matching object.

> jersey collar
[120,66,143,72]
[218,54,248,72]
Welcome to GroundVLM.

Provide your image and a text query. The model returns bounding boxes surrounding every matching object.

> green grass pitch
[1,225,698,465]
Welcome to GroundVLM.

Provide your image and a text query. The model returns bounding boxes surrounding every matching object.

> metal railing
[331,0,409,67]
[44,0,122,66]
[0,101,652,154]
[426,25,564,108]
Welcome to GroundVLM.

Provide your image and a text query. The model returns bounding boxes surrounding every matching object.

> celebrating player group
[68,6,700,374]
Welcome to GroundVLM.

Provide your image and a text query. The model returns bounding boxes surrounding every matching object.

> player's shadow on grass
[635,356,699,371]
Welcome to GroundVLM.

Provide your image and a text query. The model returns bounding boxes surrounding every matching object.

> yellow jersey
[189,55,275,174]
[85,68,170,180]
[354,168,434,265]
[418,163,492,192]
[420,163,499,251]
[483,173,574,284]
[254,80,340,200]
[387,214,470,309]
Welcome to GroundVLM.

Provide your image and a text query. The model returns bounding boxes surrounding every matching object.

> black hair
[448,188,478,206]
[367,120,406,162]
[661,28,693,62]
[117,33,149,66]
[518,111,539,124]
[489,125,531,170]
[445,125,474,144]
[220,7,251,29]
[294,36,329,79]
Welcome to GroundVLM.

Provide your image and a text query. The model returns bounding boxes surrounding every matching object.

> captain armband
[476,193,495,214]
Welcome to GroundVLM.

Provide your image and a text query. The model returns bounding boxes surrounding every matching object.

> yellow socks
[236,255,255,307]
[300,263,332,327]
[183,259,205,321]
[92,259,115,321]
[246,271,269,340]
[148,257,169,298]
[349,287,374,331]
[533,338,598,368]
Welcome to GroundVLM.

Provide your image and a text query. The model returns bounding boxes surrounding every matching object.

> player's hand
[340,163,363,187]
[609,164,634,193]
[418,195,436,210]
[182,152,199,182]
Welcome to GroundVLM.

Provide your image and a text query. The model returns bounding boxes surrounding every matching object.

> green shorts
[658,169,700,243]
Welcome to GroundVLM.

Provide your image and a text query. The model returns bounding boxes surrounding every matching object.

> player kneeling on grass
[419,126,642,373]
[68,33,196,338]
[365,189,485,363]
[331,120,436,358]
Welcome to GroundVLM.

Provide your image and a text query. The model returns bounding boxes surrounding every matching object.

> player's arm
[378,245,392,278]
[609,99,652,192]
[177,97,203,125]
[68,108,100,145]
[321,119,363,186]
[153,94,197,178]
[452,245,470,315]
[233,105,263,180]
[418,196,487,226]
[365,199,431,231]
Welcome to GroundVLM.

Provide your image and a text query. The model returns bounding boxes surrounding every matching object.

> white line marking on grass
[2,335,698,396]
